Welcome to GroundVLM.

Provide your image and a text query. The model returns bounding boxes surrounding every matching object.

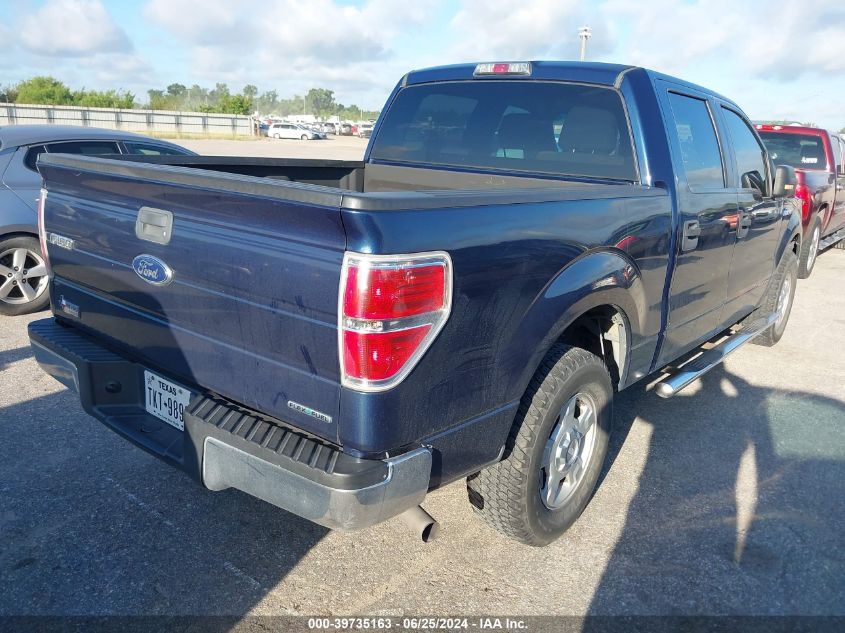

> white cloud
[599,0,845,81]
[19,0,132,57]
[142,0,440,107]
[449,0,614,61]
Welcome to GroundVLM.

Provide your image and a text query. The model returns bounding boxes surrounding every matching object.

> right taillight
[37,188,51,274]
[339,251,452,392]
[794,181,812,221]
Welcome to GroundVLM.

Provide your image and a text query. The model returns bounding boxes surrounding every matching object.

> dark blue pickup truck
[29,62,802,546]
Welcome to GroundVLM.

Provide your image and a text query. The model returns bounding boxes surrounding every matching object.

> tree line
[0,76,380,120]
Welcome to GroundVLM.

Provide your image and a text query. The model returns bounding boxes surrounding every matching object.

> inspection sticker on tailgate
[144,370,192,431]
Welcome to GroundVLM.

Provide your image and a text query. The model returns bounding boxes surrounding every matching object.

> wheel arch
[502,249,647,408]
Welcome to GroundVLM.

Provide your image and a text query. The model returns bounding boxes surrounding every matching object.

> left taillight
[37,188,51,274]
[339,251,452,392]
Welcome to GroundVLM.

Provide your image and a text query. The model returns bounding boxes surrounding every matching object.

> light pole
[578,26,592,61]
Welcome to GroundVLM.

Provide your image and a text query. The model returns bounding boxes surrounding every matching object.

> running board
[655,314,777,398]
[819,228,845,251]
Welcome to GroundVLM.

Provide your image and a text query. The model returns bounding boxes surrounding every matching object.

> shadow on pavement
[0,346,35,372]
[0,387,328,615]
[586,365,845,618]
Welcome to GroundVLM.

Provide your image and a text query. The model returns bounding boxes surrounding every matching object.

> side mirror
[772,164,797,198]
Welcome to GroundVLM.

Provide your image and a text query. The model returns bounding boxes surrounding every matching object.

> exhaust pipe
[399,505,439,542]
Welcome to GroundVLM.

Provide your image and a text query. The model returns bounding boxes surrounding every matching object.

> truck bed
[37,152,666,474]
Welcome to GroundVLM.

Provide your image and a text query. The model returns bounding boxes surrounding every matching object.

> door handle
[681,219,701,252]
[736,211,752,238]
[135,207,173,245]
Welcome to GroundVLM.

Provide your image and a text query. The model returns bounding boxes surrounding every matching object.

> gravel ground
[0,139,843,618]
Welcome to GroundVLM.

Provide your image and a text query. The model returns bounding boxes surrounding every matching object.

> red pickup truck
[756,124,845,277]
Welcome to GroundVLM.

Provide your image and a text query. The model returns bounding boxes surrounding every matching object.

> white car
[267,123,322,140]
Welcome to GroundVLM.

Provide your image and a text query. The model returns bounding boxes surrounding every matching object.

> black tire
[0,235,50,316]
[753,248,798,347]
[798,218,820,279]
[467,345,612,546]
[301,134,308,140]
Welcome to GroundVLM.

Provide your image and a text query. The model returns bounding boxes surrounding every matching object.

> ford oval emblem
[132,254,173,286]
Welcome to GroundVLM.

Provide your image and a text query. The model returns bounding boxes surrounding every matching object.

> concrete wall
[0,103,255,136]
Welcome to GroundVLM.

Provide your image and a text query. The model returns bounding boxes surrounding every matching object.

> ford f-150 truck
[756,124,845,276]
[28,62,801,546]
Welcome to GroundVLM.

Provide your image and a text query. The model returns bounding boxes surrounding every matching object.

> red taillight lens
[340,252,452,391]
[794,182,812,221]
[344,263,446,319]
[342,326,432,381]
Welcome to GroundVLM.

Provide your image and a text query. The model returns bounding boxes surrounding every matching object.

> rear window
[758,132,828,170]
[370,81,637,181]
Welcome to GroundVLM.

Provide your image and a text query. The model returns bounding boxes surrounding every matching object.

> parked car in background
[267,123,324,140]
[357,122,374,138]
[339,123,353,136]
[30,61,801,546]
[756,124,845,275]
[322,122,337,135]
[258,123,270,137]
[0,125,194,315]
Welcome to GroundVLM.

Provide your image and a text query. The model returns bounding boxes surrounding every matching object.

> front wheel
[0,235,50,316]
[467,345,612,546]
[754,248,798,347]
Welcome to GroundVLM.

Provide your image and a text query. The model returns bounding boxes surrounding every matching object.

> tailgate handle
[136,207,173,245]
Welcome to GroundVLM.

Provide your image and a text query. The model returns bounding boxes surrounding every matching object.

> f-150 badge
[132,254,173,286]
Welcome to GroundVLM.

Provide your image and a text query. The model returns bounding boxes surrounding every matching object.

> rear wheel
[467,345,612,546]
[301,134,308,140]
[0,235,50,316]
[798,219,820,278]
[754,248,798,347]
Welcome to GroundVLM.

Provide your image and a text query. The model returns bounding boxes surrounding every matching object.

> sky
[2,0,845,128]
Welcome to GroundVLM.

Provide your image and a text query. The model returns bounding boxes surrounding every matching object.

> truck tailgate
[38,154,345,443]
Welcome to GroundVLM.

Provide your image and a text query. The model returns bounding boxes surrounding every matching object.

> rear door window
[123,142,188,156]
[46,140,121,156]
[666,92,725,190]
[370,81,638,181]
[24,140,121,173]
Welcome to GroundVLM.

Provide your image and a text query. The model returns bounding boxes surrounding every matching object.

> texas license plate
[143,370,192,431]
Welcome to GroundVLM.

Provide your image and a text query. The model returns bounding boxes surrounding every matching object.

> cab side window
[722,108,768,196]
[666,92,725,190]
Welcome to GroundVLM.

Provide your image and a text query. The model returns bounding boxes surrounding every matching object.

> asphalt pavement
[1,144,843,617]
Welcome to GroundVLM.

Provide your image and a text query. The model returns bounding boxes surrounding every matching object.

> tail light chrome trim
[339,251,453,392]
[37,188,50,275]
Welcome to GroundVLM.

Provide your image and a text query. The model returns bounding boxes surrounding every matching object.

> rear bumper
[28,317,432,531]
